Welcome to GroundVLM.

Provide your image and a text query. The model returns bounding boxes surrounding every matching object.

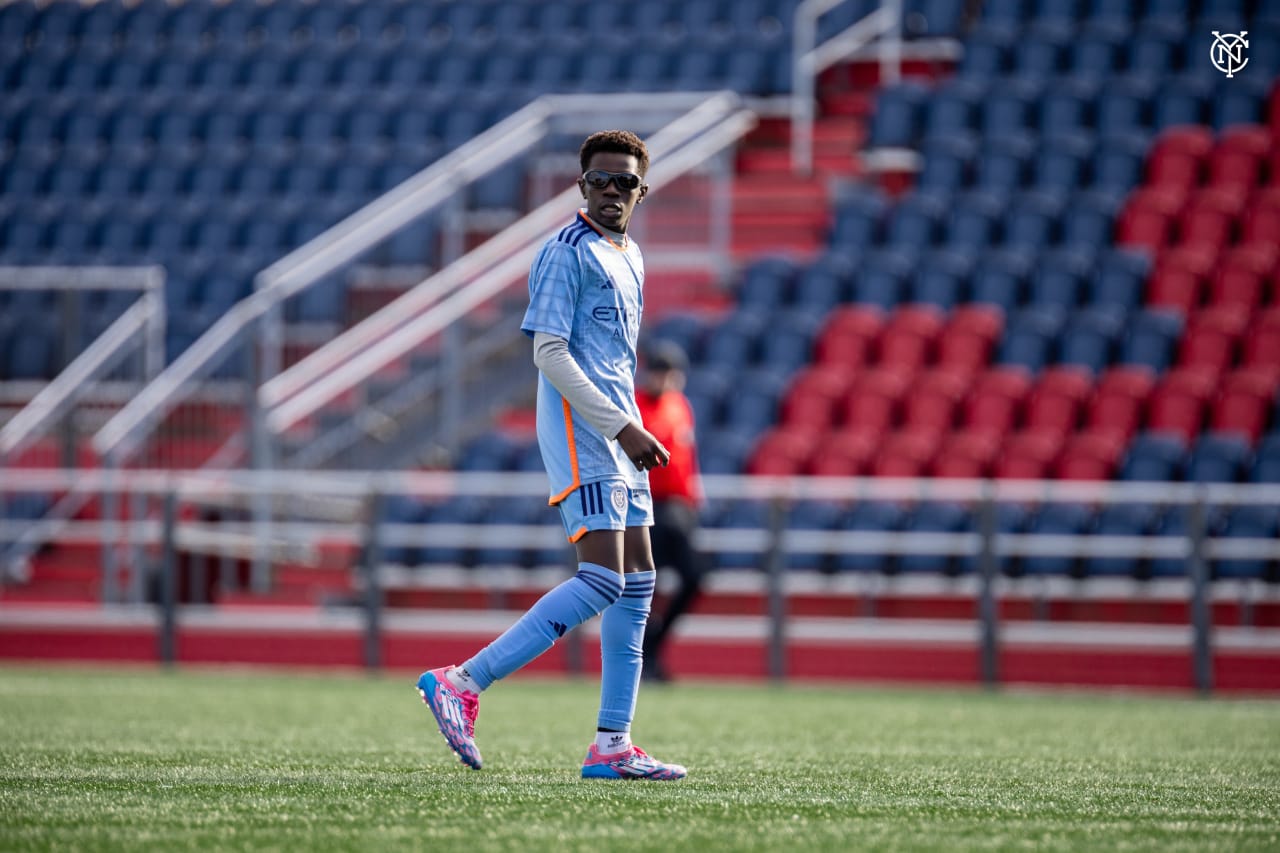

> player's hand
[617,422,670,471]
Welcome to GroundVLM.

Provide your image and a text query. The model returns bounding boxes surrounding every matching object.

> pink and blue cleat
[581,744,687,780]
[417,667,482,770]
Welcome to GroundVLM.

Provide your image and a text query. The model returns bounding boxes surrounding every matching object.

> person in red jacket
[635,340,708,682]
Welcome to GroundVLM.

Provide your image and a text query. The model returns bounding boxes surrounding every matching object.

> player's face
[578,151,647,233]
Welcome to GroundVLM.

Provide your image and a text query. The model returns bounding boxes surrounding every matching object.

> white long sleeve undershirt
[532,331,632,440]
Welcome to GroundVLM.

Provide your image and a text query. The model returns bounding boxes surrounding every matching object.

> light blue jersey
[521,211,647,505]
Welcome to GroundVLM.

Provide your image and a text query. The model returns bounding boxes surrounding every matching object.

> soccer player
[417,130,687,781]
[634,341,708,683]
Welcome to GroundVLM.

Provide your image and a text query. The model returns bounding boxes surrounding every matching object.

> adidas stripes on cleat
[581,744,687,780]
[417,667,482,770]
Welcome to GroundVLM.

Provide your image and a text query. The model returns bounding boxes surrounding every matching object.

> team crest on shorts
[612,486,627,511]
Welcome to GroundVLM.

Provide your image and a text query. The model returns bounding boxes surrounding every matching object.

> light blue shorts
[555,478,653,542]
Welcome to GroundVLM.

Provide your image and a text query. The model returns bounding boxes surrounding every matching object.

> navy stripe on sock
[574,571,621,604]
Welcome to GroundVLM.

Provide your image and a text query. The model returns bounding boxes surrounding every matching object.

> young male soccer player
[417,130,687,781]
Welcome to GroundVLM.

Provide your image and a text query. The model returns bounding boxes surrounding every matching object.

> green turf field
[0,666,1277,851]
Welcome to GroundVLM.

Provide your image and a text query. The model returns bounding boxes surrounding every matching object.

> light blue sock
[460,562,622,691]
[597,569,655,732]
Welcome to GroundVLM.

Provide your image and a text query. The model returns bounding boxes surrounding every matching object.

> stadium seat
[702,309,767,368]
[1027,248,1095,310]
[918,135,978,194]
[1177,305,1250,373]
[1039,80,1099,139]
[1055,430,1127,480]
[878,305,945,372]
[1091,130,1151,194]
[758,310,823,374]
[901,367,972,435]
[871,429,942,478]
[996,306,1066,373]
[1185,432,1253,483]
[1116,187,1184,253]
[990,430,1063,480]
[780,365,853,431]
[736,255,800,310]
[1145,247,1215,314]
[809,427,880,477]
[1119,431,1188,481]
[885,191,947,248]
[829,188,887,251]
[1061,190,1123,250]
[1058,306,1125,375]
[898,501,971,574]
[784,499,848,571]
[867,82,930,148]
[1023,366,1094,439]
[1208,245,1277,311]
[1085,366,1157,441]
[962,366,1033,438]
[1207,125,1272,191]
[1087,249,1152,313]
[935,304,1004,373]
[976,134,1036,193]
[1022,502,1094,576]
[747,426,820,477]
[969,248,1032,310]
[931,429,1001,478]
[794,252,856,311]
[1146,367,1220,443]
[909,249,973,309]
[722,366,790,437]
[1242,309,1280,370]
[814,305,885,368]
[835,500,908,573]
[839,367,912,434]
[1095,74,1156,137]
[1177,187,1246,253]
[923,78,987,139]
[943,190,1005,252]
[698,427,755,476]
[1149,504,1228,579]
[1216,505,1280,580]
[850,249,915,309]
[1084,502,1160,578]
[1003,190,1064,251]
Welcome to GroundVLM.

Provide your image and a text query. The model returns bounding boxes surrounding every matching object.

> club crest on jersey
[612,487,627,512]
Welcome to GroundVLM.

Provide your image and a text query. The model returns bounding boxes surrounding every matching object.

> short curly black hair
[579,130,650,176]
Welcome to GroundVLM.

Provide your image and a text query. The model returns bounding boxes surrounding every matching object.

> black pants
[643,500,707,668]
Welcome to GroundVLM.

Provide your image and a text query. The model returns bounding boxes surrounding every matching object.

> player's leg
[583,488,686,780]
[417,482,625,769]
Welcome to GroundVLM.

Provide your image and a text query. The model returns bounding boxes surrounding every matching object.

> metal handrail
[791,0,901,175]
[261,95,756,433]
[91,91,752,464]
[0,265,165,463]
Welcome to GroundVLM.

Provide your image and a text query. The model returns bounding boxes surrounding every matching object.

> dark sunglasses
[581,170,644,191]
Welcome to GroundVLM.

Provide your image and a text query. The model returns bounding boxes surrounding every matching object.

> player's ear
[638,184,648,203]
[577,177,587,197]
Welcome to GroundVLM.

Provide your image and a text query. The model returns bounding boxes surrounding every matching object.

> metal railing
[91,90,756,470]
[0,266,165,464]
[4,469,1278,693]
[791,0,903,175]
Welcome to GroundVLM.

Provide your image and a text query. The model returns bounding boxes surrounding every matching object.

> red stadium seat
[1208,244,1278,310]
[1207,126,1272,191]
[901,368,973,435]
[870,429,941,478]
[1242,188,1280,244]
[747,426,821,476]
[1085,366,1156,442]
[839,367,912,433]
[962,366,1033,439]
[991,430,1064,480]
[936,304,1004,373]
[1210,366,1280,443]
[931,429,1000,479]
[815,305,884,367]
[877,305,945,372]
[1145,126,1213,191]
[780,365,854,430]
[1054,430,1128,481]
[1146,246,1217,314]
[1176,187,1246,252]
[1116,188,1185,253]
[1145,366,1220,443]
[809,427,881,477]
[1023,366,1093,438]
[1242,323,1280,369]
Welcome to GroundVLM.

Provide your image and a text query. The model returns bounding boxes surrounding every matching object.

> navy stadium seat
[835,500,908,573]
[1087,249,1151,313]
[867,82,930,148]
[1032,133,1094,192]
[829,189,887,250]
[1022,502,1094,576]
[897,501,971,575]
[736,255,800,310]
[997,306,1066,373]
[1117,309,1184,373]
[1216,505,1279,580]
[698,427,755,475]
[850,248,915,309]
[959,24,1015,77]
[885,192,947,248]
[794,252,856,310]
[702,309,768,368]
[721,366,790,437]
[970,248,1033,310]
[918,134,978,193]
[1252,434,1280,484]
[1058,306,1126,374]
[945,190,1005,250]
[910,249,973,309]
[1092,131,1151,193]
[1002,190,1063,250]
[923,78,986,140]
[1084,502,1160,578]
[1185,433,1252,484]
[784,500,847,571]
[1027,248,1094,310]
[1119,431,1188,482]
